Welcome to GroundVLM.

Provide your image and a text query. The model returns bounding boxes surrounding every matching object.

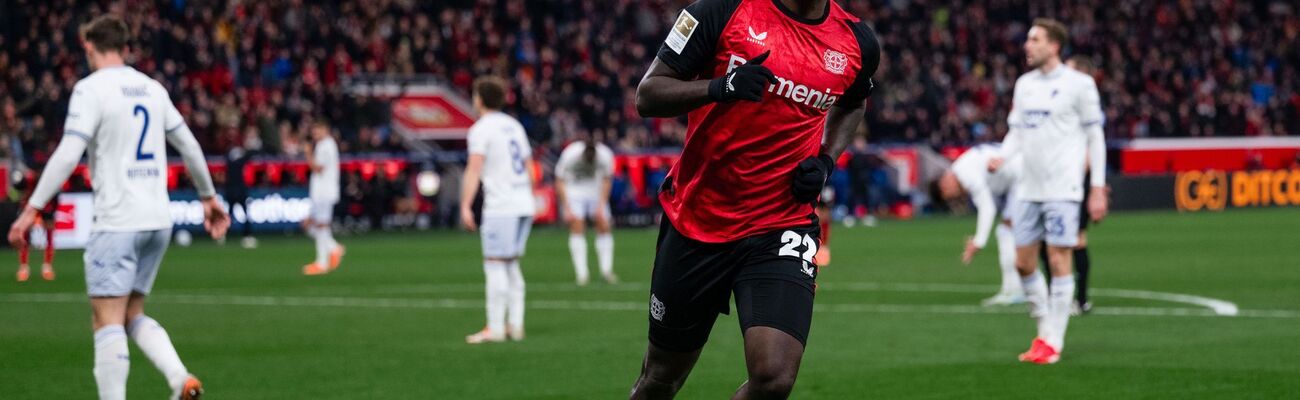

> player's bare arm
[305,142,322,173]
[167,122,230,239]
[636,52,776,118]
[822,104,866,160]
[459,154,485,231]
[8,131,89,247]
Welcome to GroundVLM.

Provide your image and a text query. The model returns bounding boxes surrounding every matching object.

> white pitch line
[366,281,1244,316]
[0,293,1294,318]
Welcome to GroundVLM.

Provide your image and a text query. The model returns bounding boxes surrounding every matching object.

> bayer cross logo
[650,294,665,321]
[823,49,847,75]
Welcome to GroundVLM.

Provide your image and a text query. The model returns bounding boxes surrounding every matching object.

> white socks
[506,260,525,330]
[313,226,337,267]
[595,233,614,276]
[1020,272,1050,339]
[1047,275,1076,350]
[1021,270,1076,351]
[568,234,589,284]
[128,315,189,391]
[94,318,192,400]
[483,260,510,334]
[93,325,130,400]
[995,225,1021,295]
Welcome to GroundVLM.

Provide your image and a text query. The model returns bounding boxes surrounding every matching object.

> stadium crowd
[1,0,1297,184]
[4,0,1299,159]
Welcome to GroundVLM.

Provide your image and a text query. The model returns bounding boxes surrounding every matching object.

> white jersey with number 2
[467,111,535,217]
[63,66,185,232]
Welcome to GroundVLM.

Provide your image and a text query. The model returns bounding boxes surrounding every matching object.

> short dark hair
[473,76,508,110]
[1032,18,1068,50]
[80,15,130,53]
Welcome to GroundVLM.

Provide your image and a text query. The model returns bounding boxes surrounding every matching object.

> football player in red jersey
[15,168,58,282]
[629,0,879,398]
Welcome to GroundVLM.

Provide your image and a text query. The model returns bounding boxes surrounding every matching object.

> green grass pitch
[1,208,1297,399]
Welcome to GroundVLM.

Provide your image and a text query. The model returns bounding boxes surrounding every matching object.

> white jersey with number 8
[63,66,183,232]
[467,111,535,218]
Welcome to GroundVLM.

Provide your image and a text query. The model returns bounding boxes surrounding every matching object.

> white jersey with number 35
[1004,66,1105,202]
[63,66,182,232]
[468,111,535,217]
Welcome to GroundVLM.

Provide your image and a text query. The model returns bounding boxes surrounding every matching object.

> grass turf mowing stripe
[1,292,1293,318]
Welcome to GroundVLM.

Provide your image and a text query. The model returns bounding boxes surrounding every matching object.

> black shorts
[647,216,820,352]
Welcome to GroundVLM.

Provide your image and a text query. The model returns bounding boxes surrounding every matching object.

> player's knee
[746,367,798,396]
[635,364,687,396]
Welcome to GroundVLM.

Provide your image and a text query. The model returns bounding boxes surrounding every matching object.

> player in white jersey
[302,121,345,275]
[459,77,536,344]
[5,16,227,399]
[554,139,618,286]
[936,144,1025,306]
[988,19,1108,364]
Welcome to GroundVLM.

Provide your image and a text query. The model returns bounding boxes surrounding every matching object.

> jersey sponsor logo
[1021,109,1052,128]
[747,26,768,46]
[823,49,847,75]
[726,54,841,111]
[665,10,699,54]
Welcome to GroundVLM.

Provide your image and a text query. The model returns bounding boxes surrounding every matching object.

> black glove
[792,154,835,203]
[708,51,777,103]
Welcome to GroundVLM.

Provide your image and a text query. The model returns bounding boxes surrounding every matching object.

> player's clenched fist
[708,51,777,102]
[791,154,835,203]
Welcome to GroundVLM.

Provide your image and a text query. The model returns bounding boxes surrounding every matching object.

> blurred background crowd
[0,0,1297,225]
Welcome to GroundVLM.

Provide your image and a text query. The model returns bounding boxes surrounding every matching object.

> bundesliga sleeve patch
[665,9,699,54]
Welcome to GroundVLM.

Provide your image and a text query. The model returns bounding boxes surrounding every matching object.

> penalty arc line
[362,281,1245,316]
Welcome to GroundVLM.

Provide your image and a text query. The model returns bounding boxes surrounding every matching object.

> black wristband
[707,76,725,102]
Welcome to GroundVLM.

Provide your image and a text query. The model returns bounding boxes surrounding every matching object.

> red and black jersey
[655,0,880,243]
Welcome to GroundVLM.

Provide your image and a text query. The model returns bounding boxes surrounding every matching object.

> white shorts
[480,216,534,259]
[565,195,610,220]
[1009,200,1081,248]
[84,229,172,297]
[310,200,336,224]
[996,188,1020,223]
